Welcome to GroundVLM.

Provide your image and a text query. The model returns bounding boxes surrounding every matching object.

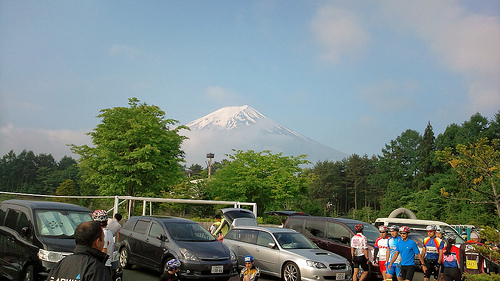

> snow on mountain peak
[187,105,267,130]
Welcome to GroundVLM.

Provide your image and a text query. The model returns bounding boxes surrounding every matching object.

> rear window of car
[225,229,258,244]
[133,220,150,234]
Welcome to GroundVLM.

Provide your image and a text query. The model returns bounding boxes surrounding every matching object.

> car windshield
[165,222,216,242]
[35,210,92,237]
[274,232,318,249]
[345,222,379,244]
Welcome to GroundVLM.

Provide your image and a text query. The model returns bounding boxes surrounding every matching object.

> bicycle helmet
[445,234,457,244]
[436,227,442,233]
[399,226,410,233]
[92,210,108,222]
[426,225,437,231]
[378,225,388,232]
[167,259,181,269]
[388,225,399,232]
[244,255,254,262]
[355,223,364,232]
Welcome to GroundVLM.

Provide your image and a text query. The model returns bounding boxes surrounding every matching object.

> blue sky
[1,1,499,162]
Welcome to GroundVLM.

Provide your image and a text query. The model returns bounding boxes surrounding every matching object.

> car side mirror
[340,236,350,244]
[21,227,30,237]
[268,242,276,249]
[157,234,168,242]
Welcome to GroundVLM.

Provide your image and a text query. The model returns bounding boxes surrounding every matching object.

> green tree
[70,98,187,198]
[437,138,500,221]
[206,150,310,215]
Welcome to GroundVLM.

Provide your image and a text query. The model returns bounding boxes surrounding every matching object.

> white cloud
[380,1,500,113]
[359,80,419,113]
[205,86,240,103]
[0,123,91,160]
[109,44,142,59]
[311,5,370,63]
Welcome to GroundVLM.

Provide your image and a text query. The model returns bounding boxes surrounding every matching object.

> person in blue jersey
[386,225,403,281]
[421,225,444,281]
[388,226,427,281]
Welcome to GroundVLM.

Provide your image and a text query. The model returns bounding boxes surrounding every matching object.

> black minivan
[0,199,92,281]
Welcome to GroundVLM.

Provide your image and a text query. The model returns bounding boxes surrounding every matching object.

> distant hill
[181,105,348,166]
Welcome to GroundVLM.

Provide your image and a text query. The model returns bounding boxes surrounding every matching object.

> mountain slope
[182,105,347,165]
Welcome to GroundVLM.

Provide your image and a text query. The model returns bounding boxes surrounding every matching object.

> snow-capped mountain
[182,105,347,166]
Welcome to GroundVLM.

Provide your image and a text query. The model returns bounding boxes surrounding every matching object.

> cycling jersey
[423,237,443,260]
[351,233,368,257]
[388,236,402,263]
[443,246,460,268]
[374,236,389,261]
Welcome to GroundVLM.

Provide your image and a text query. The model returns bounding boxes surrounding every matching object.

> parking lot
[122,267,425,281]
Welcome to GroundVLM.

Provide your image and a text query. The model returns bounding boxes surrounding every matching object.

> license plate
[336,273,345,280]
[211,265,224,274]
[466,260,478,269]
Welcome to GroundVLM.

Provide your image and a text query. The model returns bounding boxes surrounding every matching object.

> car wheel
[119,248,132,269]
[283,262,301,281]
[22,265,34,281]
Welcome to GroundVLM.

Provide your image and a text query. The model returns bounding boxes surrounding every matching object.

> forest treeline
[1,106,499,226]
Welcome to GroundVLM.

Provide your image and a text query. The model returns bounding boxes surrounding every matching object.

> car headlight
[229,249,237,262]
[38,249,71,263]
[346,263,352,272]
[306,260,327,268]
[179,248,199,261]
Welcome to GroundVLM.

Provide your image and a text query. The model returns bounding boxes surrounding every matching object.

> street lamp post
[206,153,214,178]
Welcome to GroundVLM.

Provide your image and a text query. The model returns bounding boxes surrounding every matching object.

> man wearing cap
[421,225,444,281]
[373,225,389,280]
[240,255,260,281]
[460,231,486,275]
[386,225,403,281]
[388,226,426,281]
[351,223,369,281]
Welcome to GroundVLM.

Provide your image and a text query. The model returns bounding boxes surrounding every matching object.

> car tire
[283,262,301,281]
[22,265,34,281]
[119,248,132,269]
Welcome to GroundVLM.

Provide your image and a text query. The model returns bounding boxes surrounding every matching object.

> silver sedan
[223,226,352,281]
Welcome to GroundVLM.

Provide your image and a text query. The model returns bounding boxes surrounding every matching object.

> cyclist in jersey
[442,235,461,281]
[389,226,427,281]
[351,223,369,281]
[373,225,389,280]
[421,225,444,281]
[435,227,446,281]
[386,225,403,281]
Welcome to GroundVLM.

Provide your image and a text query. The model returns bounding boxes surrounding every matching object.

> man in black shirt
[47,221,113,281]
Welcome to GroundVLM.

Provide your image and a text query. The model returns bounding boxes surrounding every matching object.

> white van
[374,217,466,244]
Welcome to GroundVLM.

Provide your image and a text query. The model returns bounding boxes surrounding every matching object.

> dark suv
[117,216,238,280]
[284,216,383,280]
[0,199,92,281]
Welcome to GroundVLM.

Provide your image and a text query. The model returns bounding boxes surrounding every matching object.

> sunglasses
[245,262,253,264]
[400,232,408,234]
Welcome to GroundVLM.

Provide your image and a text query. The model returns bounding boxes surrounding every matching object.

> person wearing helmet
[421,225,444,281]
[92,210,114,267]
[386,225,403,281]
[435,227,446,281]
[388,226,426,281]
[442,235,461,281]
[351,223,369,281]
[240,255,260,281]
[160,258,181,281]
[374,225,389,280]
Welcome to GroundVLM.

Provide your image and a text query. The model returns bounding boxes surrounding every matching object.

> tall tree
[71,98,187,197]
[437,138,500,221]
[206,150,310,215]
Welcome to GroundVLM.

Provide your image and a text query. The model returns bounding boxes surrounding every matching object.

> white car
[223,226,352,281]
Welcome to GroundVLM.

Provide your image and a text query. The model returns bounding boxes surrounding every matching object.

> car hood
[38,236,76,253]
[176,240,230,259]
[285,248,349,264]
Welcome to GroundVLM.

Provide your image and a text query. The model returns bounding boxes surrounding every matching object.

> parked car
[116,216,238,280]
[0,199,92,281]
[223,226,352,281]
[284,216,383,280]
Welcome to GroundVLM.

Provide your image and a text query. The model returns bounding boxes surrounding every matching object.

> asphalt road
[122,266,425,281]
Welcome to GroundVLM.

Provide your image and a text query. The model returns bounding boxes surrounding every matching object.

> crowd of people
[361,223,492,281]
